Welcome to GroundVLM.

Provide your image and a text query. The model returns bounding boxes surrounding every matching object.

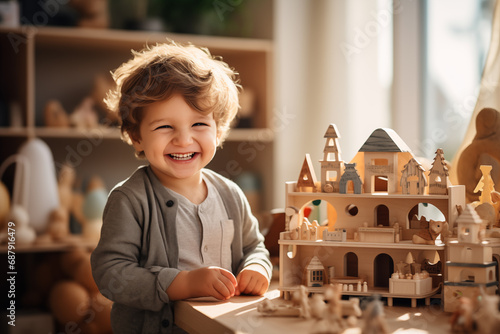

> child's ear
[131,136,143,152]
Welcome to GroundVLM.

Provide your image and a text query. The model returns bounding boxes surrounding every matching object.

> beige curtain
[450,0,500,184]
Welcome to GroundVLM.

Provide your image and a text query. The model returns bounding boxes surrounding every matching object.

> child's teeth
[170,153,194,160]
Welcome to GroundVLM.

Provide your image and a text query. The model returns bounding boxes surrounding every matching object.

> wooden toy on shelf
[428,148,449,195]
[444,204,499,313]
[400,158,427,195]
[306,256,325,287]
[412,219,447,245]
[296,154,318,192]
[339,163,362,194]
[320,124,344,193]
[44,99,70,128]
[278,123,500,315]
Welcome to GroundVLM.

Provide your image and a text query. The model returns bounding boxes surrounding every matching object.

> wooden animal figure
[412,219,446,245]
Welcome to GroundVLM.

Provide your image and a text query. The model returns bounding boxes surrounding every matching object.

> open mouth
[168,153,196,161]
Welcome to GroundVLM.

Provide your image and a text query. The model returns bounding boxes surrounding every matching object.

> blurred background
[0,0,495,209]
[0,0,497,331]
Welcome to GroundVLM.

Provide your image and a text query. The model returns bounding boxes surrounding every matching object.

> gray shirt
[91,166,272,334]
[173,175,233,271]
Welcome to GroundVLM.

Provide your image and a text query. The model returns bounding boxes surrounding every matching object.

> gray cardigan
[91,166,272,333]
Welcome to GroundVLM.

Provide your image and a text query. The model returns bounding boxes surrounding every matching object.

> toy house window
[344,252,358,277]
[463,228,470,236]
[311,270,323,282]
[374,253,394,288]
[493,255,500,283]
[460,270,475,283]
[327,170,338,181]
[345,204,358,216]
[374,175,388,192]
[375,205,389,226]
[372,159,388,166]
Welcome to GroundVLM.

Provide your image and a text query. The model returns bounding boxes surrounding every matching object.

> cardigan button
[166,200,174,207]
[162,319,169,327]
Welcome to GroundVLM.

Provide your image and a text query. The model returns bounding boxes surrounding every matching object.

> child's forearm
[166,271,192,301]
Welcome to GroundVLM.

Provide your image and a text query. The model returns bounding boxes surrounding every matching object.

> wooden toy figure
[474,165,495,204]
[412,219,446,245]
[296,154,318,192]
[320,124,344,193]
[428,148,449,195]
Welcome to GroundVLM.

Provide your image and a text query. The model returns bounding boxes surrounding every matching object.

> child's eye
[154,125,172,130]
[193,123,208,127]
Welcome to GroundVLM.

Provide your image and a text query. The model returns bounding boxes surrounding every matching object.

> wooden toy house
[278,125,498,310]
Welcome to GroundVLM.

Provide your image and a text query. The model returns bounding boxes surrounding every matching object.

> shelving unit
[0,26,275,212]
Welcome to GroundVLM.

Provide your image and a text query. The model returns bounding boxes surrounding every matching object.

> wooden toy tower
[320,124,344,193]
[443,205,498,312]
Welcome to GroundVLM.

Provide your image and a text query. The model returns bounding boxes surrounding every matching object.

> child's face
[133,94,219,186]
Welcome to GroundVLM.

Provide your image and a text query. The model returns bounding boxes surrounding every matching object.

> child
[91,41,272,333]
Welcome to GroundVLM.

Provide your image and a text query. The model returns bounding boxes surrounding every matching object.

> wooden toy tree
[428,148,449,195]
[474,165,495,204]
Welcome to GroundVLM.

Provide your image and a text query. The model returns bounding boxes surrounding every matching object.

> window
[421,0,494,160]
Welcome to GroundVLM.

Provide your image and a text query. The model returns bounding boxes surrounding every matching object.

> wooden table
[174,284,454,334]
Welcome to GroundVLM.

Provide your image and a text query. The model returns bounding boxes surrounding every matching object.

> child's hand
[167,267,237,301]
[235,264,269,296]
[187,266,237,300]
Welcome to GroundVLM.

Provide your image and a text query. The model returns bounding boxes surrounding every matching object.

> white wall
[273,0,394,208]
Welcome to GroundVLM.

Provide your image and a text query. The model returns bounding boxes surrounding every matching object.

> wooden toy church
[279,124,500,311]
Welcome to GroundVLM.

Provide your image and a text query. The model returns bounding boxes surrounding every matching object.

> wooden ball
[49,280,90,324]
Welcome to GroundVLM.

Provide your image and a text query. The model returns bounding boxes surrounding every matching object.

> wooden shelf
[0,25,275,212]
[0,235,96,254]
[278,239,446,250]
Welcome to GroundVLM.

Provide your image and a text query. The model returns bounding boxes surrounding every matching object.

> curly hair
[105,41,241,158]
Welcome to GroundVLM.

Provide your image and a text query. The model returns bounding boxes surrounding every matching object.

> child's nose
[173,129,193,146]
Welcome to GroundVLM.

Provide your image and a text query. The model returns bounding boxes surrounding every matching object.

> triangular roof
[324,124,340,138]
[306,256,324,270]
[358,128,411,152]
[297,154,318,188]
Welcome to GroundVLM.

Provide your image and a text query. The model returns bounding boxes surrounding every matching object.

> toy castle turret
[444,205,498,312]
[320,124,344,193]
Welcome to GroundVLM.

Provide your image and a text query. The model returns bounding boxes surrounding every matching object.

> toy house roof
[456,205,483,225]
[306,256,324,270]
[324,124,340,138]
[358,128,412,153]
